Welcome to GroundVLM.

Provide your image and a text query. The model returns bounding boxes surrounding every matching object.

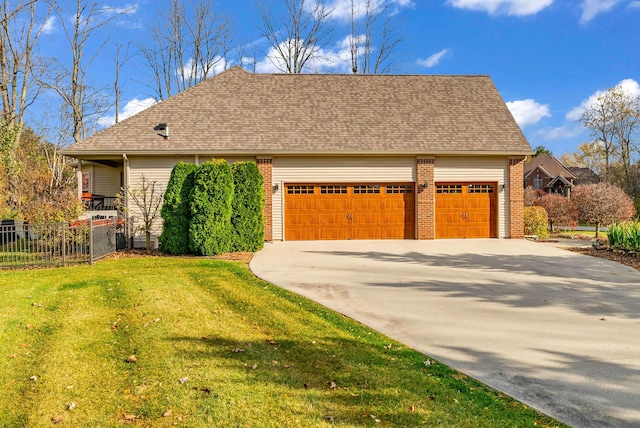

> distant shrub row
[159,160,265,256]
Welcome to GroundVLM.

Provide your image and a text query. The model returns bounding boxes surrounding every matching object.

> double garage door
[285,183,415,240]
[284,182,497,240]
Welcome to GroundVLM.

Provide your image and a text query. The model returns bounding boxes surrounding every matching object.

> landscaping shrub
[572,183,636,238]
[534,193,577,231]
[189,159,234,256]
[608,221,640,251]
[159,162,199,254]
[524,206,549,239]
[231,162,265,252]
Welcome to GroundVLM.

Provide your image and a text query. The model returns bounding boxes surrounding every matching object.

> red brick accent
[509,157,525,239]
[416,158,435,240]
[256,157,273,241]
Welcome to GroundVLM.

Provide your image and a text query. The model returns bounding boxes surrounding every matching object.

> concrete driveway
[250,239,640,428]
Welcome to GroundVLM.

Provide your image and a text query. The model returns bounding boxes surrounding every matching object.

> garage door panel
[436,182,497,239]
[285,183,414,240]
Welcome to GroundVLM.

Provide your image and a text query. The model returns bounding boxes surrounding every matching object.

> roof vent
[154,123,169,139]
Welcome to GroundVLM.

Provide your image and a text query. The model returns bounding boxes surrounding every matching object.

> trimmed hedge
[524,206,549,239]
[159,162,199,254]
[231,162,265,252]
[189,160,234,256]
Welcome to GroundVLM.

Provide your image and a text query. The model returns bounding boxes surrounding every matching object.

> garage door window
[320,185,347,194]
[468,184,494,193]
[353,185,380,194]
[287,185,315,194]
[386,184,412,194]
[436,184,462,194]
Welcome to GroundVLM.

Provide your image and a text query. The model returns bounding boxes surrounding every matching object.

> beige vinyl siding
[199,156,256,165]
[92,165,123,197]
[434,156,509,238]
[272,156,416,241]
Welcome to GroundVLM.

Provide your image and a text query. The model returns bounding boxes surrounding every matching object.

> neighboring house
[566,166,600,186]
[523,153,576,197]
[63,66,531,244]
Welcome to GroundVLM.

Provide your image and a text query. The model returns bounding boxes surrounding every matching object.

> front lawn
[0,257,565,427]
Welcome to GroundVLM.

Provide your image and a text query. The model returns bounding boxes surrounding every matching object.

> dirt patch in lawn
[106,249,254,262]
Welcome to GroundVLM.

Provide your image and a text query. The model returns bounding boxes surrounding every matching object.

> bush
[189,159,234,256]
[608,221,640,251]
[159,162,199,255]
[524,206,549,239]
[534,193,577,231]
[572,183,636,237]
[231,162,265,252]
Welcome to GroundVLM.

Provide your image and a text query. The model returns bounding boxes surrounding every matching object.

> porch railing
[0,218,127,270]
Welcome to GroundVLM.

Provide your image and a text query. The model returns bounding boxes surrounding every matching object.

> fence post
[61,222,66,267]
[89,217,94,266]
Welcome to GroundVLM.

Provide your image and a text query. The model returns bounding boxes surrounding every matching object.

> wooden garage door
[435,183,497,239]
[285,183,415,240]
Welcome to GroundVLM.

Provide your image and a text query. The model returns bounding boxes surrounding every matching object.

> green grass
[0,257,566,427]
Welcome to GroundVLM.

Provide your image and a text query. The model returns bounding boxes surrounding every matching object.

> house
[566,166,600,186]
[62,66,532,243]
[523,153,576,197]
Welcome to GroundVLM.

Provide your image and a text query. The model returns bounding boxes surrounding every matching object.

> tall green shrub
[524,206,549,239]
[231,162,265,252]
[189,159,234,256]
[159,162,199,254]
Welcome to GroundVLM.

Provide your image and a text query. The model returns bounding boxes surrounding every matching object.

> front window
[533,176,543,190]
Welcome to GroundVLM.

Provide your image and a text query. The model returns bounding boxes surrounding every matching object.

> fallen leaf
[163,409,172,417]
[325,415,336,421]
[67,402,76,410]
[303,383,308,389]
[251,364,258,370]
[266,340,277,345]
[193,386,211,394]
[122,414,137,421]
[25,324,33,330]
[8,354,15,359]
[384,344,392,350]
[29,376,37,381]
[232,348,245,353]
[600,317,607,321]
[126,355,137,363]
[179,377,189,384]
[201,336,209,340]
[32,303,43,307]
[424,360,432,366]
[408,405,415,412]
[328,381,337,389]
[51,415,64,424]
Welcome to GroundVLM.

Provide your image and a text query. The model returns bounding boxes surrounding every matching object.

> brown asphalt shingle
[64,66,531,156]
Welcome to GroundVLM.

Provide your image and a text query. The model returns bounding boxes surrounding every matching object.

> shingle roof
[64,66,531,156]
[524,153,576,179]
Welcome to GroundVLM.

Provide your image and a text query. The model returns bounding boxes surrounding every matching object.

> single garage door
[285,183,415,240]
[435,182,497,239]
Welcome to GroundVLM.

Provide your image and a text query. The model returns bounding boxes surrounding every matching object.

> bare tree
[139,0,234,101]
[41,0,131,144]
[0,0,52,144]
[572,183,636,238]
[112,41,134,123]
[348,0,403,74]
[117,174,164,251]
[257,0,333,73]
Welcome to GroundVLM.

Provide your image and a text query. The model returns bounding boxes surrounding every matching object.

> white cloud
[630,1,640,8]
[580,0,622,23]
[506,99,551,127]
[180,57,229,80]
[98,97,156,127]
[537,124,585,140]
[42,16,56,35]
[566,78,640,121]
[417,49,450,68]
[99,3,139,17]
[308,0,414,21]
[447,0,553,16]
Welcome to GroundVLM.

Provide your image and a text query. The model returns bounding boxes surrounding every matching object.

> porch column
[77,159,83,200]
[256,157,273,242]
[416,157,435,240]
[508,157,525,239]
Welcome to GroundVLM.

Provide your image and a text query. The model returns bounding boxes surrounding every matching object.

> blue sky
[35,0,640,156]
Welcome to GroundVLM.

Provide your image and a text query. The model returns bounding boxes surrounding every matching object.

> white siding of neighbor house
[434,157,509,238]
[272,156,416,241]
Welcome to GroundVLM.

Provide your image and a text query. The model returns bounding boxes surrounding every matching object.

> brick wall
[256,157,273,241]
[416,157,435,240]
[509,157,525,239]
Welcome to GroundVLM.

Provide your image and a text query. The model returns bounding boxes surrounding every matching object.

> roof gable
[64,66,532,156]
[524,153,576,179]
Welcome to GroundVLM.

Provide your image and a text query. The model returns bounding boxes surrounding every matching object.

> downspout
[77,159,83,200]
[123,153,130,212]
